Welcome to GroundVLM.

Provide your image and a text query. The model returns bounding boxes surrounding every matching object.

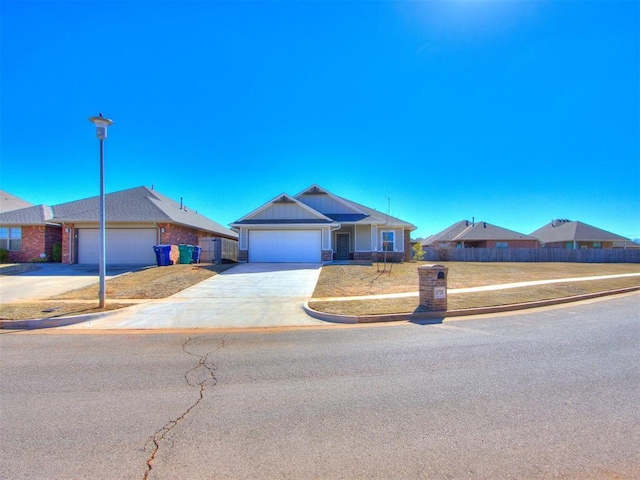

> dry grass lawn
[309,262,640,315]
[312,262,640,298]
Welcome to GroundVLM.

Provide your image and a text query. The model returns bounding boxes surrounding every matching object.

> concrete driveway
[0,264,149,302]
[63,263,328,329]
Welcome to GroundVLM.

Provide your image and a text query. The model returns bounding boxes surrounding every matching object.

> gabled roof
[298,184,415,229]
[231,192,337,226]
[530,219,631,244]
[422,220,536,246]
[0,191,34,213]
[295,184,368,216]
[52,186,237,239]
[337,196,416,229]
[0,204,56,226]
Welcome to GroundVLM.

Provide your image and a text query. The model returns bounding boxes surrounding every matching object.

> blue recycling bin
[153,245,172,266]
[192,245,202,264]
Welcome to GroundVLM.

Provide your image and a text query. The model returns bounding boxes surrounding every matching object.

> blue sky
[1,0,638,240]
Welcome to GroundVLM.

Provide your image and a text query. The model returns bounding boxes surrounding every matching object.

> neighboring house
[0,191,34,213]
[0,186,238,265]
[422,220,539,249]
[530,219,636,249]
[52,186,238,264]
[0,191,62,263]
[231,184,416,263]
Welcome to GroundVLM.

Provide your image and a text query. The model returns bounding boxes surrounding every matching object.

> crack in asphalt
[143,335,225,479]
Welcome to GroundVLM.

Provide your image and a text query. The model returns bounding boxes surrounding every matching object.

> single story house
[530,219,636,249]
[230,184,416,263]
[422,220,539,249]
[0,191,62,263]
[52,186,238,264]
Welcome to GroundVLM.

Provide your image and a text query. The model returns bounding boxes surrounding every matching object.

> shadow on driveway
[0,263,152,277]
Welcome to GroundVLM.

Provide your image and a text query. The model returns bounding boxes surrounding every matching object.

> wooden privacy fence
[198,237,238,264]
[422,247,640,263]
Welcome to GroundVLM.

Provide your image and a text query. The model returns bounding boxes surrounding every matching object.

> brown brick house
[530,219,636,249]
[0,191,62,263]
[422,220,539,249]
[0,187,237,264]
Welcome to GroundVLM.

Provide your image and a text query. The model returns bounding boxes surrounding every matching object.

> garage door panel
[249,230,321,263]
[78,229,157,264]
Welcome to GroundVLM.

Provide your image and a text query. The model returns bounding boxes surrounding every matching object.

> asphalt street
[1,293,638,479]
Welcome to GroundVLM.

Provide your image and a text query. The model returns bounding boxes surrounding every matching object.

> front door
[336,234,349,260]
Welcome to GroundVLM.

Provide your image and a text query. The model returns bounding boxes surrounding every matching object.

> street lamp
[89,113,113,308]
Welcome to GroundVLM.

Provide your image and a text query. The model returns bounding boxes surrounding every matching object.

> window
[592,242,602,249]
[0,227,22,251]
[382,231,395,252]
[496,242,508,248]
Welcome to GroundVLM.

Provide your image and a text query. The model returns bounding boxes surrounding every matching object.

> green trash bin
[178,244,195,264]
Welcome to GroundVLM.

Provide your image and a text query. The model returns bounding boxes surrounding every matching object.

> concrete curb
[0,311,121,330]
[303,286,640,324]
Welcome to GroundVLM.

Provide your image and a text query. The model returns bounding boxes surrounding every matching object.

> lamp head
[89,113,114,139]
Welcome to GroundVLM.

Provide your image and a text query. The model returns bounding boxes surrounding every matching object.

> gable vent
[274,195,295,203]
[305,186,326,195]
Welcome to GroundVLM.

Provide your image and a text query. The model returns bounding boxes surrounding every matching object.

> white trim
[231,193,334,224]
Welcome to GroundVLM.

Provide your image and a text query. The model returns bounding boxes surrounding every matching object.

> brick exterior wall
[371,251,405,263]
[322,250,333,262]
[238,249,248,262]
[7,225,62,263]
[483,239,539,248]
[418,265,448,311]
[158,223,199,246]
[62,225,74,264]
[544,241,617,249]
[404,230,412,261]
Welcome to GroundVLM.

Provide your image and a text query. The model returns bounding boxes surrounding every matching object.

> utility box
[418,264,449,311]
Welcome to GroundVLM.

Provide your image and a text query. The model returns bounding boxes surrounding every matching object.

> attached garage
[77,228,157,264]
[249,230,321,263]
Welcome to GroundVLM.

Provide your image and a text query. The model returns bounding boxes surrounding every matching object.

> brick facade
[158,223,199,246]
[418,264,448,311]
[404,230,412,261]
[371,251,405,263]
[62,225,74,264]
[7,225,62,263]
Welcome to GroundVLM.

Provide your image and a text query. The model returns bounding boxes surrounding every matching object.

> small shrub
[0,248,8,263]
[412,242,425,262]
[51,242,62,262]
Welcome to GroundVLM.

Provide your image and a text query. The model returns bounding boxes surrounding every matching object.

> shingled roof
[530,219,631,244]
[0,190,34,213]
[0,205,56,226]
[52,186,237,239]
[422,220,536,246]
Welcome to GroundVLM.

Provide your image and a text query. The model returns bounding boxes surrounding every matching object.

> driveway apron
[0,264,146,302]
[66,263,327,329]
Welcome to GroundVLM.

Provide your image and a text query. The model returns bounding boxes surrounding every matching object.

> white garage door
[77,229,157,264]
[249,230,321,263]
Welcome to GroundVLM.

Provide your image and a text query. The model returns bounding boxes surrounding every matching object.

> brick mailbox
[418,264,449,311]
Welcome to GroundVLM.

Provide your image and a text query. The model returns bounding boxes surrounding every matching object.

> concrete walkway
[60,263,327,329]
[312,272,640,302]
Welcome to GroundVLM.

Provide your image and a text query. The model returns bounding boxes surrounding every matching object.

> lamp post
[89,113,113,308]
